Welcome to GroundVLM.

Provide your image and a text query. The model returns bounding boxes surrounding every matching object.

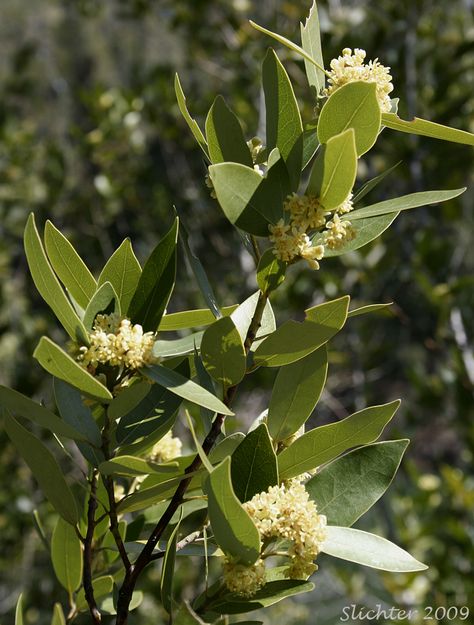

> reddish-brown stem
[83,470,101,624]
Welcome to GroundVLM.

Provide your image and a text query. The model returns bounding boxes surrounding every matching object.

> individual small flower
[148,430,182,463]
[325,47,394,113]
[223,558,266,597]
[243,480,327,582]
[77,313,157,371]
[323,214,356,249]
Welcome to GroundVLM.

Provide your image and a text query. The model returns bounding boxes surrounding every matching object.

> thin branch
[83,470,101,624]
[104,475,131,571]
[150,529,204,562]
[115,290,269,625]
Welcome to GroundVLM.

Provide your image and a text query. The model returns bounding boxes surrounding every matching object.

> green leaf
[76,576,114,612]
[159,305,238,331]
[116,379,183,448]
[348,303,392,318]
[107,380,151,421]
[153,331,204,359]
[209,433,245,464]
[306,440,409,526]
[83,281,120,330]
[144,363,233,416]
[99,455,178,477]
[209,163,275,237]
[256,249,286,294]
[307,128,357,210]
[97,238,142,314]
[206,580,314,614]
[267,346,327,442]
[318,82,381,156]
[160,509,182,615]
[349,188,466,220]
[318,212,399,257]
[231,424,278,502]
[24,213,88,343]
[44,220,97,310]
[174,73,209,158]
[322,526,427,572]
[278,400,400,480]
[51,603,66,625]
[228,291,276,353]
[201,317,246,387]
[352,161,402,204]
[253,296,349,367]
[263,49,303,189]
[250,20,326,77]
[0,385,86,441]
[128,217,178,332]
[300,1,325,93]
[204,458,261,565]
[15,594,24,625]
[382,112,474,146]
[185,409,213,473]
[53,378,102,447]
[205,96,253,166]
[51,517,83,593]
[179,218,222,319]
[34,337,113,402]
[117,469,202,514]
[4,414,79,525]
[302,127,320,169]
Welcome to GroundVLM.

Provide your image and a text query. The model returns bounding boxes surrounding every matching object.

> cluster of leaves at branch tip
[3,0,474,623]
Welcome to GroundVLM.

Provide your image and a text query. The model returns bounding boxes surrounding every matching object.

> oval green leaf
[278,400,400,480]
[143,363,233,416]
[231,424,278,502]
[253,296,349,367]
[382,112,474,146]
[349,188,466,220]
[205,95,253,166]
[203,457,261,565]
[318,82,381,156]
[51,516,83,593]
[24,213,88,343]
[4,414,79,525]
[322,526,427,572]
[306,439,409,526]
[307,129,357,210]
[267,346,328,442]
[44,220,97,310]
[34,337,113,402]
[83,281,120,330]
[98,238,142,315]
[201,317,246,387]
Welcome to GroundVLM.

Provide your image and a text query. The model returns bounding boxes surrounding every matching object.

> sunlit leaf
[98,238,142,314]
[51,517,83,593]
[174,73,209,158]
[205,96,253,166]
[382,112,474,146]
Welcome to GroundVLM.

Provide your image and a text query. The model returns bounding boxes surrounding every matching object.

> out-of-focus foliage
[0,0,472,623]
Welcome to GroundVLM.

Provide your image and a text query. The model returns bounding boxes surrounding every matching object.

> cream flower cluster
[243,480,327,581]
[223,558,266,597]
[323,214,356,250]
[325,47,394,113]
[77,313,156,370]
[222,481,326,597]
[268,192,356,268]
[149,430,182,463]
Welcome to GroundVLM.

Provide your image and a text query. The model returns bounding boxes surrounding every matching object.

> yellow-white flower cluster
[77,313,156,371]
[268,192,356,268]
[325,48,394,113]
[149,430,182,463]
[243,480,327,581]
[223,558,266,597]
[224,481,326,596]
[323,214,356,250]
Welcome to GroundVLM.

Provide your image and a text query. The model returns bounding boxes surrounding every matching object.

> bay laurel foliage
[3,2,473,624]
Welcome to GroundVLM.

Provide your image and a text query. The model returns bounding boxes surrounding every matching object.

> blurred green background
[0,0,473,623]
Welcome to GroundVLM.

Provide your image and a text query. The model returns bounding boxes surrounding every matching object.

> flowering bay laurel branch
[3,1,474,624]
